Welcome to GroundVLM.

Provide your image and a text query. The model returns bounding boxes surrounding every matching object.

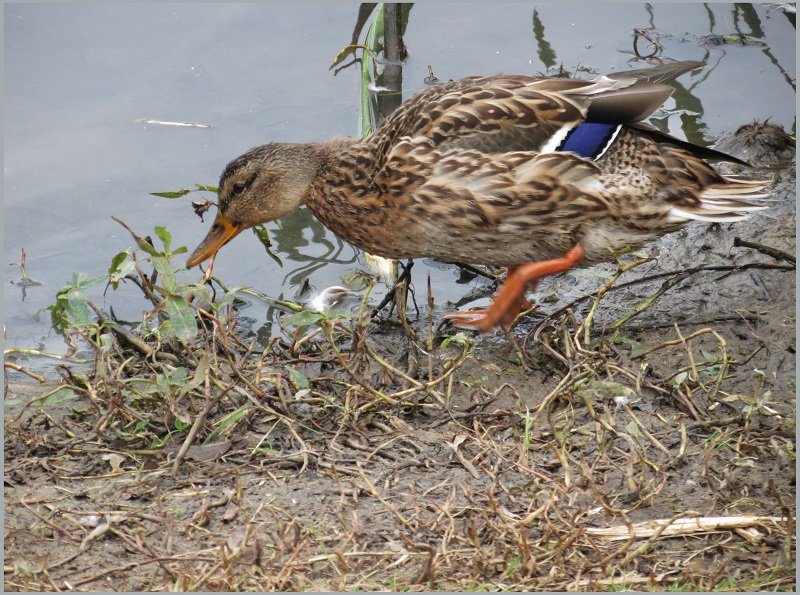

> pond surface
[4,3,796,360]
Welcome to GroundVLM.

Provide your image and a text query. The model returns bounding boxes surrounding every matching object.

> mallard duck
[187,60,769,331]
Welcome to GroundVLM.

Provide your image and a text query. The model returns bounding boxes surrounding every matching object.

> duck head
[186,143,323,268]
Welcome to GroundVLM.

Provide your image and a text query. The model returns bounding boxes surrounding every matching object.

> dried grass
[4,247,796,592]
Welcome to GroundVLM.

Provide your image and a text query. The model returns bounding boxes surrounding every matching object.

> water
[4,3,796,360]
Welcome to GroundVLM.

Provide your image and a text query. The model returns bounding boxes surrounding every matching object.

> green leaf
[611,333,641,349]
[108,251,130,276]
[574,380,634,400]
[461,376,487,388]
[341,270,372,291]
[326,307,352,320]
[286,365,310,390]
[186,355,210,393]
[441,333,470,350]
[205,406,250,443]
[174,419,191,431]
[147,367,194,398]
[150,189,193,199]
[253,226,283,267]
[46,272,105,334]
[186,282,214,305]
[625,420,640,438]
[253,226,271,243]
[264,248,283,267]
[98,333,113,353]
[702,364,723,377]
[161,296,198,342]
[132,419,150,433]
[40,387,78,406]
[145,366,189,397]
[136,237,160,257]
[152,254,177,293]
[283,310,324,328]
[669,371,689,388]
[151,184,216,198]
[209,287,244,313]
[65,288,92,327]
[154,226,172,252]
[162,367,189,386]
[360,3,384,138]
[108,251,135,288]
[700,349,719,362]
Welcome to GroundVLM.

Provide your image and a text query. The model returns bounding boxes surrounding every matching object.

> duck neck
[303,137,388,252]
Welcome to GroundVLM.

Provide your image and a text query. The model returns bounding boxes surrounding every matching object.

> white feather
[539,124,576,153]
[668,207,750,223]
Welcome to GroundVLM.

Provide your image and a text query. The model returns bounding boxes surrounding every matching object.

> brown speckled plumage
[188,61,770,330]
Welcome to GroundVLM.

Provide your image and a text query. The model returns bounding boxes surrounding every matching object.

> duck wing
[371,61,704,161]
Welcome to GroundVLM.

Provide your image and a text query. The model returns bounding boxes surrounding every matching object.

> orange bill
[186,213,243,268]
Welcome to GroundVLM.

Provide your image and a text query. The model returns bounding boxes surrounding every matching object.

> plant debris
[4,137,797,594]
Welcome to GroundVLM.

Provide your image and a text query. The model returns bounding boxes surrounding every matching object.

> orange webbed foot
[443,245,585,333]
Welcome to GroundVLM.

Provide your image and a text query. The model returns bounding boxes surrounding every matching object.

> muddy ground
[4,138,796,591]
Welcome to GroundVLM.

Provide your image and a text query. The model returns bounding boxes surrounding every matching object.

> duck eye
[229,172,258,197]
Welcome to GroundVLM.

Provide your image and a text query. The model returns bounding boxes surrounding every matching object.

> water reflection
[4,2,795,354]
[270,207,358,287]
[528,2,796,149]
[8,249,43,302]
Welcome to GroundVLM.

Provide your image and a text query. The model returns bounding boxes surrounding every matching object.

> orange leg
[508,265,536,311]
[444,244,585,332]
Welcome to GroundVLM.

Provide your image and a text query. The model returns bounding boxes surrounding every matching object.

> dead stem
[733,237,796,264]
[172,370,227,475]
[532,261,793,343]
[6,210,794,591]
[609,269,693,331]
[4,361,46,383]
[583,256,651,344]
[319,320,400,407]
